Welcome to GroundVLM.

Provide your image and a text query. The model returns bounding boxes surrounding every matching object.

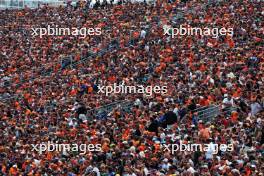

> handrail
[181,104,239,123]
[86,100,134,119]
[0,38,120,102]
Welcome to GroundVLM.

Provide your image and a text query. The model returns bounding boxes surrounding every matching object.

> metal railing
[0,38,121,103]
[190,105,238,122]
[86,100,134,119]
[0,0,66,9]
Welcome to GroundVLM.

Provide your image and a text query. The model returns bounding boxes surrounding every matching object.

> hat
[163,158,168,162]
[201,165,208,169]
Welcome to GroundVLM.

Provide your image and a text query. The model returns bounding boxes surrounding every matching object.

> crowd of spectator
[0,0,263,175]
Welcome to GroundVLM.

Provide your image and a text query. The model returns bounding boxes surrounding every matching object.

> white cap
[163,158,168,162]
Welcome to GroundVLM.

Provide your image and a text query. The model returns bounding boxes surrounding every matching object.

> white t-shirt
[222,97,234,109]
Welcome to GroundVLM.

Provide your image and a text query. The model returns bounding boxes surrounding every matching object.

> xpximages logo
[163,25,233,38]
[31,141,102,154]
[162,142,233,154]
[31,25,102,38]
[97,83,167,96]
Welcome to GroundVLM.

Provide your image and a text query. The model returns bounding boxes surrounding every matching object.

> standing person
[147,117,159,135]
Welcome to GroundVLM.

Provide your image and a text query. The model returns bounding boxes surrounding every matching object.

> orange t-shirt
[9,167,18,175]
[200,128,210,139]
